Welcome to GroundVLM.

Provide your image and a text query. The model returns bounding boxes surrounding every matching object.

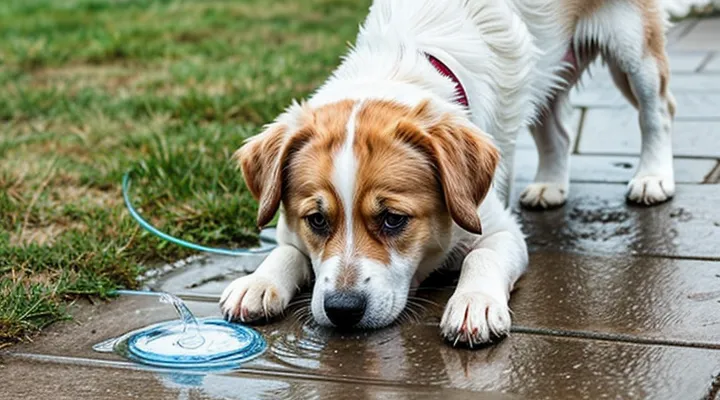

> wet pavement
[2,17,720,400]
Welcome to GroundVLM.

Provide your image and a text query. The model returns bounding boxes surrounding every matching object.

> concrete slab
[569,57,719,107]
[674,19,720,51]
[513,150,717,183]
[8,295,222,362]
[0,358,502,400]
[153,255,253,297]
[513,183,720,259]
[572,74,720,109]
[512,253,720,347]
[573,91,720,116]
[578,107,720,158]
[6,293,720,400]
[257,323,720,400]
[704,53,720,71]
[668,51,712,72]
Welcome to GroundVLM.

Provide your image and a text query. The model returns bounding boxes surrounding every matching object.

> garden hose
[122,170,276,256]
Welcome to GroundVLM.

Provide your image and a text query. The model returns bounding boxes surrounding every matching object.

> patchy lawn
[0,0,369,344]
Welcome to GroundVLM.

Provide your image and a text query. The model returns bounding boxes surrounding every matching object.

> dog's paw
[519,182,567,209]
[440,291,511,348]
[219,274,290,323]
[626,175,675,206]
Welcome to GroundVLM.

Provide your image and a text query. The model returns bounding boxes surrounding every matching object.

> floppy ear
[234,122,312,228]
[394,117,499,235]
[430,120,499,234]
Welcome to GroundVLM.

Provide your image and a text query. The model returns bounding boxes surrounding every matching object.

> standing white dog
[220,0,675,346]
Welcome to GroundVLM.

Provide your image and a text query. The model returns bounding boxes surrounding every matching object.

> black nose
[323,291,367,328]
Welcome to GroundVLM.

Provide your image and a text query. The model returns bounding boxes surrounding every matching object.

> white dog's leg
[440,195,528,346]
[520,90,573,209]
[220,243,311,322]
[609,57,676,205]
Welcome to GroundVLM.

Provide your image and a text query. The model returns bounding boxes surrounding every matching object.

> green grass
[0,0,370,344]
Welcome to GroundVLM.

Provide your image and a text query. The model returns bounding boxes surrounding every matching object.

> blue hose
[122,170,276,256]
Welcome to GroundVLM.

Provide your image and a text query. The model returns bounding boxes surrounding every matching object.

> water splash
[159,293,205,349]
[93,291,265,370]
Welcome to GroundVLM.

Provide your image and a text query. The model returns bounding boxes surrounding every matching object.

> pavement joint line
[697,51,717,72]
[571,107,587,155]
[668,19,700,46]
[408,322,720,350]
[572,151,720,160]
[509,326,720,351]
[702,161,720,183]
[1,352,469,391]
[524,247,720,263]
[705,371,720,400]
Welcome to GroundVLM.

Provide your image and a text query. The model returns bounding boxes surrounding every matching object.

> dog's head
[235,99,498,329]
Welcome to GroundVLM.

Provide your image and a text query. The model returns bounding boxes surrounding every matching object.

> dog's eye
[306,213,329,235]
[381,212,409,235]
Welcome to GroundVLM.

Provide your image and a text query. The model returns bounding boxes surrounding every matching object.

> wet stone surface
[512,253,720,346]
[579,107,720,158]
[705,54,720,72]
[514,183,720,259]
[513,150,717,184]
[4,292,720,400]
[674,19,720,51]
[0,358,506,400]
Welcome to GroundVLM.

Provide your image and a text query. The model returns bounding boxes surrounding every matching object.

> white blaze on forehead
[332,101,362,256]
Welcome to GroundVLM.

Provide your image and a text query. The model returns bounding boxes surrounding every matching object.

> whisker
[406,296,442,308]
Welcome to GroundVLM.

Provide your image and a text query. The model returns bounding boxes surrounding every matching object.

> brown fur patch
[563,0,671,97]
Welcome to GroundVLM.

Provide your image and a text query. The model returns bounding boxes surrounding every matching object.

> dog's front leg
[440,226,527,347]
[220,245,311,323]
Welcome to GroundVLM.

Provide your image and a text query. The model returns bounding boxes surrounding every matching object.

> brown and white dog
[220,0,675,346]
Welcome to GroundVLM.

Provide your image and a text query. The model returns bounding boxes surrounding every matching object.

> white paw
[440,291,511,347]
[219,274,290,323]
[520,182,567,209]
[626,175,675,205]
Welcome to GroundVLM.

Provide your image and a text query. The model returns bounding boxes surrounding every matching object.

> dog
[220,0,675,346]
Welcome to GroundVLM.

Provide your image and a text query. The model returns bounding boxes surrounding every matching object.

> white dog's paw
[440,291,511,347]
[219,274,290,323]
[626,175,675,206]
[520,182,567,209]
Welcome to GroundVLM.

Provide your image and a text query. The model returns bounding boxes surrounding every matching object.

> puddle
[93,291,265,371]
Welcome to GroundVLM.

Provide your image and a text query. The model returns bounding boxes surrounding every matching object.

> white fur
[333,102,361,251]
[222,0,674,345]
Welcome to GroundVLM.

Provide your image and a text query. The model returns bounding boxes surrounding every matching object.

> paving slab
[578,107,720,158]
[7,295,222,363]
[415,253,720,348]
[513,150,716,183]
[513,183,720,259]
[512,253,720,347]
[668,51,712,72]
[673,18,720,51]
[570,57,720,107]
[153,254,255,297]
[571,75,720,108]
[667,19,700,47]
[573,90,720,116]
[261,325,720,400]
[704,53,720,71]
[0,358,501,400]
[5,293,720,400]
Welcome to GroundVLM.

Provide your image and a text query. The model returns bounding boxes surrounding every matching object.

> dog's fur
[220,0,675,346]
